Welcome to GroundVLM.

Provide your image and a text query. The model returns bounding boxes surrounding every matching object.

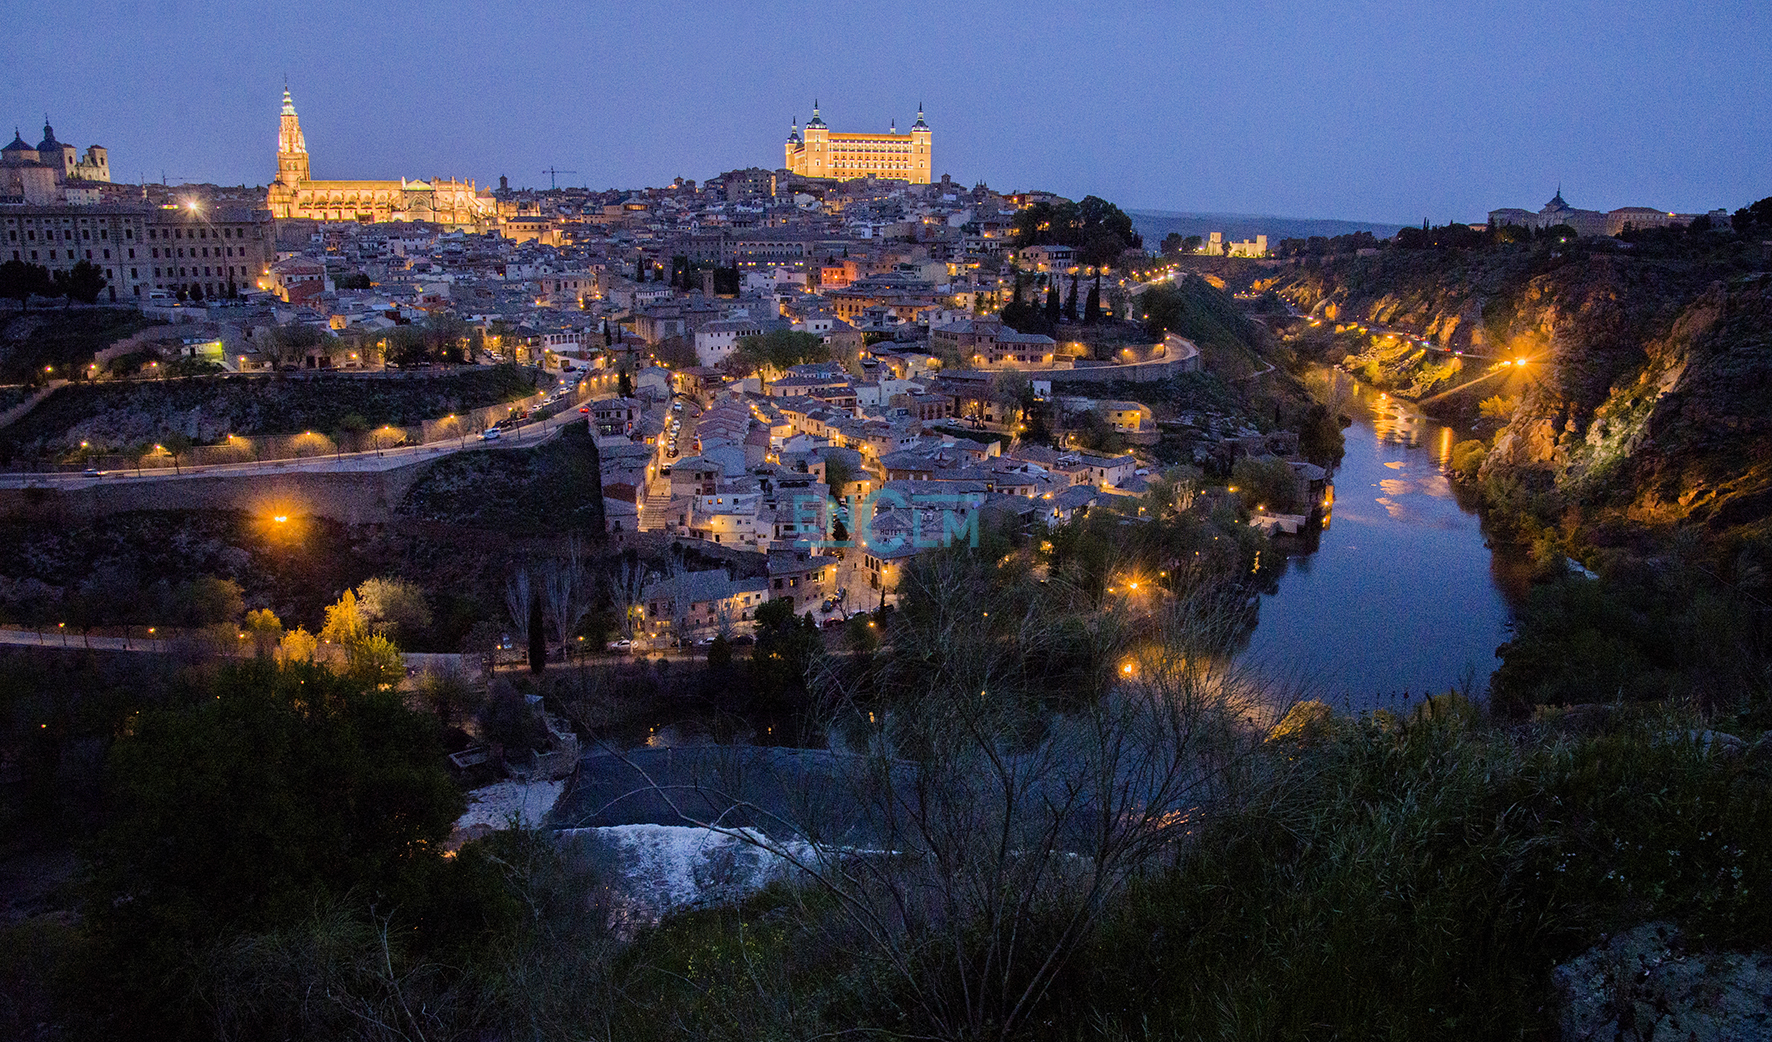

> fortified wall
[0,457,435,527]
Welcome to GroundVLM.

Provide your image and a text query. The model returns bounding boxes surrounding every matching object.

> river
[1241,385,1526,711]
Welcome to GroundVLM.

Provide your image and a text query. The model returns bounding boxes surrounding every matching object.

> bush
[1449,438,1486,481]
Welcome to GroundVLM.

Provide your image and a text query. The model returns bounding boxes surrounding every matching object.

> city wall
[0,459,436,527]
[1043,353,1200,387]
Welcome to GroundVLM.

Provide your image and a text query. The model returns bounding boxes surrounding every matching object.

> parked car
[606,638,633,651]
[480,427,501,440]
[579,406,590,414]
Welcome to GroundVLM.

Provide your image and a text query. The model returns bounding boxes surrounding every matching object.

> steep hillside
[1272,240,1772,563]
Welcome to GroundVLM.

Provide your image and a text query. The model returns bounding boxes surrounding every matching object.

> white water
[558,823,816,922]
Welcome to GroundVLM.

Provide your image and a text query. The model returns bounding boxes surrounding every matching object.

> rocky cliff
[1274,242,1772,556]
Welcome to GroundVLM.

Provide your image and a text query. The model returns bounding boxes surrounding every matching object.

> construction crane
[542,167,578,190]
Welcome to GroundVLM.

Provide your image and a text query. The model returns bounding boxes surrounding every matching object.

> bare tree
[614,551,1274,1039]
[504,566,532,650]
[541,538,591,650]
[606,557,652,643]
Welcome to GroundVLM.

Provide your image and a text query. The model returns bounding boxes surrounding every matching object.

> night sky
[3,0,1766,223]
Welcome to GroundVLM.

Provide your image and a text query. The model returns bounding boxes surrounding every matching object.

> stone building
[785,102,932,184]
[265,88,497,229]
[2,122,109,205]
[3,201,273,303]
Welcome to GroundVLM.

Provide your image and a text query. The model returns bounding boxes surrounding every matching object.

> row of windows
[145,226,254,241]
[150,245,250,259]
[152,265,246,279]
[6,227,117,242]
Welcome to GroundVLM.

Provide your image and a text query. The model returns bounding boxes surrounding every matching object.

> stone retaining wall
[0,457,438,526]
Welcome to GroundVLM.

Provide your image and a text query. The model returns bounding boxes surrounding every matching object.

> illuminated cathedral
[264,87,496,229]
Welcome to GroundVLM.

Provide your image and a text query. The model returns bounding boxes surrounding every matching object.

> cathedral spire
[276,85,310,186]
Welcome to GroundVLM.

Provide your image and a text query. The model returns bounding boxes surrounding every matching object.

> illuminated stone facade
[785,103,931,184]
[4,202,273,303]
[265,88,496,229]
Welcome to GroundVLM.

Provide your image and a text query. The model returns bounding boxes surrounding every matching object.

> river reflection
[1241,386,1524,711]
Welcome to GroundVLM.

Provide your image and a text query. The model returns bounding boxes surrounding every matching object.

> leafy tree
[1449,439,1486,482]
[707,633,733,670]
[651,335,697,368]
[243,608,283,658]
[79,661,464,1039]
[479,679,546,758]
[1731,196,1772,233]
[1161,232,1187,257]
[1479,394,1519,420]
[617,368,633,398]
[157,433,193,474]
[344,632,404,689]
[277,626,317,663]
[823,453,855,501]
[188,282,204,303]
[321,589,368,647]
[178,575,244,628]
[0,259,54,311]
[1231,455,1303,514]
[1298,402,1347,467]
[751,597,821,699]
[1067,408,1125,454]
[54,260,108,304]
[727,328,828,379]
[355,577,433,644]
[999,298,1050,335]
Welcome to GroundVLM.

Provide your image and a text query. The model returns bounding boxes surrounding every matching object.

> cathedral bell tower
[276,87,310,187]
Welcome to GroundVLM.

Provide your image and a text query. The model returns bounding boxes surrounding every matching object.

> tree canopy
[80,661,468,1038]
[1010,194,1143,267]
[722,328,828,378]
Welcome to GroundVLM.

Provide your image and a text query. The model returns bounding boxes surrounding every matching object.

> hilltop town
[2,92,1336,649]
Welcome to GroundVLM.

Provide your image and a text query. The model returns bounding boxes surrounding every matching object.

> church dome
[3,129,33,154]
[37,122,62,154]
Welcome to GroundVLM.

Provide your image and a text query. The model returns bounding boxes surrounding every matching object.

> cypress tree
[1084,275,1101,325]
[527,593,545,673]
[1065,276,1079,322]
[585,428,607,542]
[1045,281,1060,323]
[635,255,645,281]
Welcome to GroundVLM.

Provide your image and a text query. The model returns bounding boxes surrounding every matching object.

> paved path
[0,406,584,490]
[0,628,168,652]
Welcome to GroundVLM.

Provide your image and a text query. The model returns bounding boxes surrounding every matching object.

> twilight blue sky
[2,0,1767,224]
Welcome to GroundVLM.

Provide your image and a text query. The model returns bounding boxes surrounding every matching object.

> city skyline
[1,0,1768,224]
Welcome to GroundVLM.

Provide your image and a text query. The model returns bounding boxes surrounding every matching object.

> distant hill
[1130,210,1407,247]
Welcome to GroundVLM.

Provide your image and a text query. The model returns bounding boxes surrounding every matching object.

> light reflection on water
[1241,383,1521,712]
